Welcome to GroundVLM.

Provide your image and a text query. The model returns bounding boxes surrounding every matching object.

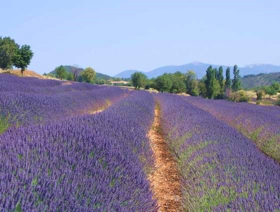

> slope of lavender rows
[155,93,280,211]
[0,91,156,211]
[0,75,129,130]
[0,74,103,94]
[183,97,280,162]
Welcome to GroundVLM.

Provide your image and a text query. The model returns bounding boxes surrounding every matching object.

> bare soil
[88,109,103,115]
[0,69,47,79]
[148,105,183,212]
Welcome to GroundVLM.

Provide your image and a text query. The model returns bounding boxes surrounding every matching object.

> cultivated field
[0,75,279,211]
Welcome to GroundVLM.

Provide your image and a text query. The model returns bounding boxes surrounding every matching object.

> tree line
[52,65,96,83]
[131,65,243,100]
[0,36,33,74]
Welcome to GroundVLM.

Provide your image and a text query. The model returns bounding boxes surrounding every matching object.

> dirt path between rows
[148,104,183,212]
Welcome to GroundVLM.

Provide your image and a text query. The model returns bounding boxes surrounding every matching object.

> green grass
[262,134,280,161]
[0,115,10,134]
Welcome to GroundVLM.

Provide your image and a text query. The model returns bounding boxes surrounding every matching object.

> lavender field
[0,75,279,211]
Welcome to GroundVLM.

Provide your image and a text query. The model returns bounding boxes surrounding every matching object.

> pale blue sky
[1,0,279,75]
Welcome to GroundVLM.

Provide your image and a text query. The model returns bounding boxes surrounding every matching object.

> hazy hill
[115,63,280,79]
[145,62,228,79]
[50,66,112,80]
[241,72,280,89]
[114,70,142,79]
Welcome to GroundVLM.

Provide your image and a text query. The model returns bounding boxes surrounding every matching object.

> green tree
[271,82,280,92]
[55,66,67,80]
[232,65,241,91]
[205,66,213,96]
[131,72,147,89]
[170,72,186,93]
[155,74,172,92]
[205,66,221,99]
[217,67,224,90]
[225,67,231,89]
[211,78,221,98]
[198,80,207,97]
[185,70,198,96]
[216,66,225,98]
[81,67,96,83]
[256,90,264,101]
[13,45,34,75]
[144,78,154,90]
[67,72,74,81]
[0,37,19,70]
[264,86,277,98]
[190,80,200,96]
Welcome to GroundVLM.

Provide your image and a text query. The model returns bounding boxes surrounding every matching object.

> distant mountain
[240,64,280,76]
[114,70,142,79]
[145,62,229,79]
[116,63,280,79]
[50,66,112,80]
[241,72,280,89]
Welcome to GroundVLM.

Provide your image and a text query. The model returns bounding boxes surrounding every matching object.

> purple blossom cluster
[0,91,156,211]
[155,93,280,211]
[183,97,280,162]
[0,74,128,128]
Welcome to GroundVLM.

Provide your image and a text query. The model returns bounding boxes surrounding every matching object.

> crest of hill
[241,72,280,89]
[49,65,113,80]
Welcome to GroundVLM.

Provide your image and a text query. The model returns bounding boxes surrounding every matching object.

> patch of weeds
[199,186,237,211]
[89,151,95,158]
[110,179,116,188]
[0,115,10,134]
[17,154,23,160]
[32,177,38,187]
[14,201,22,212]
[93,202,102,209]
[262,134,280,162]
[250,126,264,142]
[170,132,193,153]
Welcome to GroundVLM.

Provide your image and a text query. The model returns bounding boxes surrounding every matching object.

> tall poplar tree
[225,67,231,89]
[232,65,241,91]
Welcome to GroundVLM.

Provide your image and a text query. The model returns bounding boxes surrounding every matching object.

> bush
[145,84,150,90]
[256,90,264,101]
[276,95,280,106]
[229,90,249,102]
[264,86,277,98]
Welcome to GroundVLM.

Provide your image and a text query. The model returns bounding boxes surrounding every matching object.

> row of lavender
[155,93,280,211]
[0,75,128,130]
[0,91,157,211]
[184,97,280,162]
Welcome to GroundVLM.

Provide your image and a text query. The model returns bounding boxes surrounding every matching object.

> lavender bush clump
[0,91,156,211]
[183,97,280,162]
[155,93,280,211]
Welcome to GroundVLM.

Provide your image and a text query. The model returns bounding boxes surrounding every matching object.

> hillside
[241,72,280,89]
[116,63,280,79]
[50,65,113,80]
[0,69,47,79]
